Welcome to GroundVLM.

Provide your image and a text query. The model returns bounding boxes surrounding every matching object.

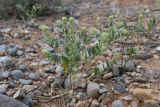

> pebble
[0,44,7,54]
[114,83,126,93]
[13,90,25,99]
[28,73,40,81]
[0,88,7,94]
[103,72,113,80]
[144,100,160,107]
[55,65,64,76]
[18,64,27,71]
[1,71,10,79]
[8,81,16,88]
[87,82,100,98]
[11,70,24,80]
[19,79,32,85]
[122,95,133,101]
[23,96,33,107]
[136,52,152,60]
[156,46,160,52]
[112,100,124,107]
[129,88,157,101]
[112,64,120,77]
[23,85,37,92]
[0,56,13,68]
[0,27,11,33]
[8,45,18,56]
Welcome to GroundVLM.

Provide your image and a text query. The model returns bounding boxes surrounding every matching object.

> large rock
[87,82,100,98]
[0,94,28,107]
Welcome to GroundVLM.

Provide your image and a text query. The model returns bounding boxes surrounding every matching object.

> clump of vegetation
[41,12,157,88]
[41,17,117,88]
[0,0,64,19]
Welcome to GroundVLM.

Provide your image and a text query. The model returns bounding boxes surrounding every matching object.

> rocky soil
[0,0,160,107]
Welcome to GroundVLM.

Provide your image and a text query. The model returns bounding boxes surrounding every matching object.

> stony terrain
[0,0,160,107]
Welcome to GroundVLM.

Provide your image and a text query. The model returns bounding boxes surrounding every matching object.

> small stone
[13,33,20,38]
[11,70,24,80]
[0,44,7,55]
[112,65,120,77]
[99,84,108,94]
[76,92,87,100]
[131,72,136,77]
[23,85,36,92]
[136,65,142,69]
[19,79,32,85]
[16,50,23,56]
[0,56,13,68]
[13,90,25,99]
[28,73,40,81]
[122,95,133,101]
[55,65,64,76]
[40,60,50,66]
[0,27,11,33]
[156,46,160,52]
[136,52,152,60]
[1,71,10,79]
[125,60,136,72]
[130,88,156,101]
[114,83,126,93]
[8,81,16,88]
[91,99,99,107]
[0,88,6,94]
[153,55,160,60]
[8,45,18,56]
[80,83,87,88]
[144,100,160,107]
[23,96,33,107]
[103,72,113,80]
[18,64,27,71]
[112,100,124,107]
[87,82,100,98]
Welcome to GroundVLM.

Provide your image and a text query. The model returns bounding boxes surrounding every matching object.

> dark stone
[19,79,32,85]
[18,64,27,71]
[28,73,40,81]
[23,96,33,107]
[11,70,24,80]
[0,94,28,107]
[136,52,152,60]
[0,88,6,94]
[8,81,16,88]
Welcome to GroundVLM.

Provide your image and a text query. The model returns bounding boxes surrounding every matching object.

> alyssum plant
[41,17,115,88]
